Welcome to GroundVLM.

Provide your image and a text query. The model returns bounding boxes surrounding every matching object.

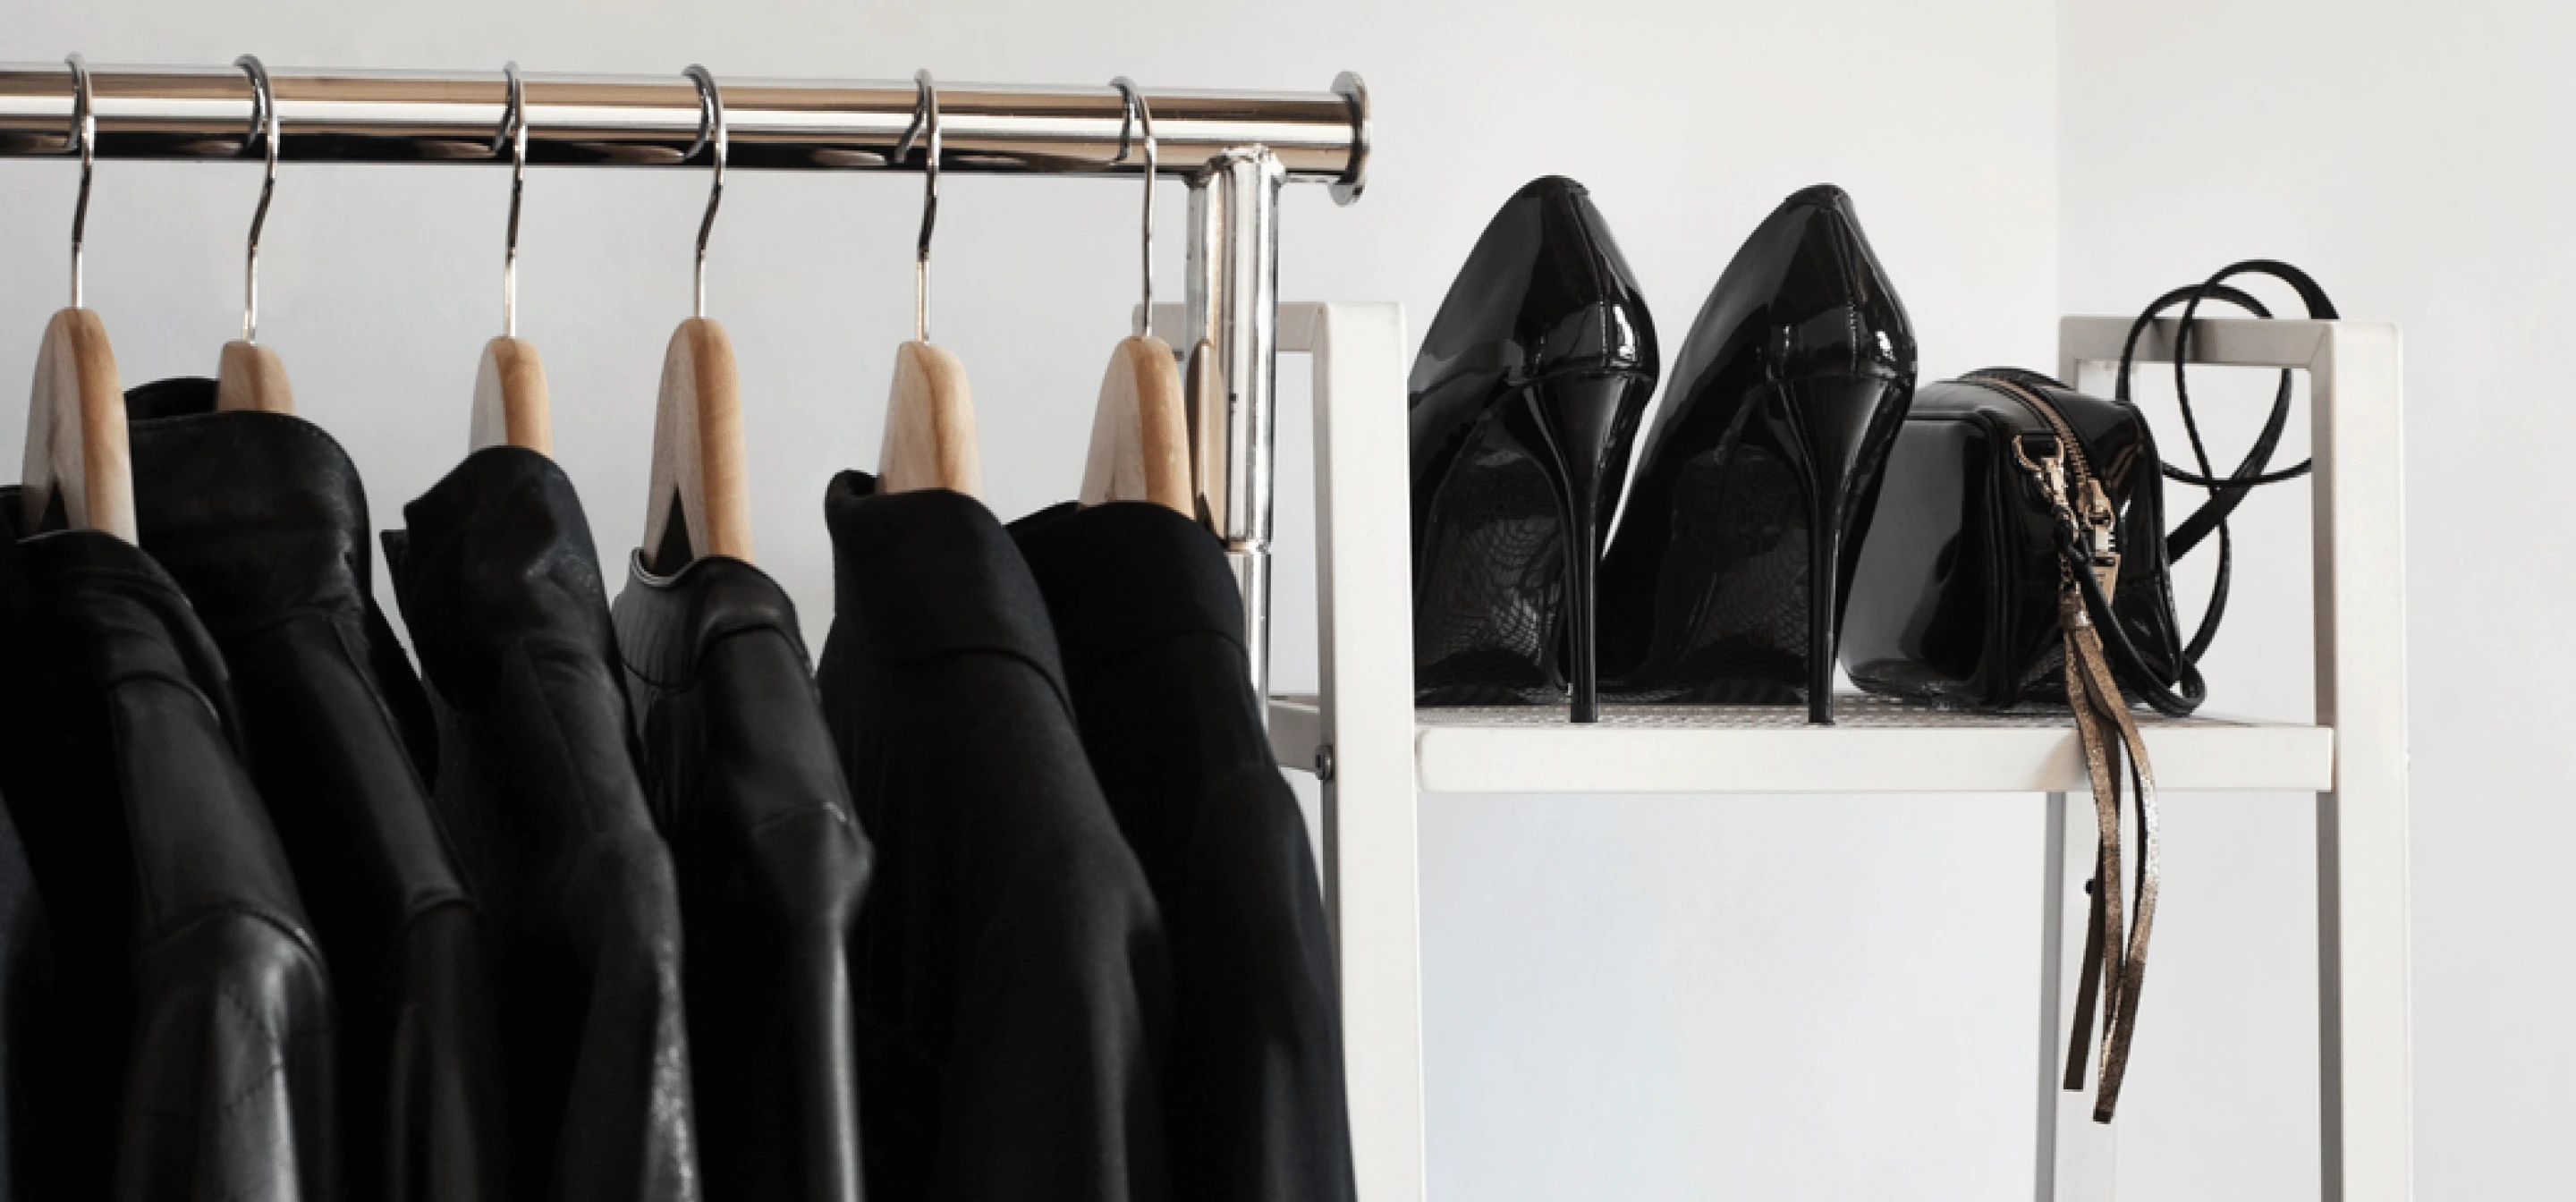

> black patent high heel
[1410,178,1657,723]
[1597,185,1915,724]
[1780,371,1910,722]
[1506,368,1651,721]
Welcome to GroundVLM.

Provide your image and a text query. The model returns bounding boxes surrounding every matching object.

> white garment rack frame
[1224,303,2409,1202]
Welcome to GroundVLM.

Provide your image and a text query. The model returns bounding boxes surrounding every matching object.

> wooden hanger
[879,341,979,495]
[216,341,293,413]
[1080,334,1188,511]
[640,65,753,569]
[1078,80,1190,513]
[214,55,294,414]
[470,337,550,453]
[25,308,133,540]
[23,56,134,542]
[641,315,752,563]
[468,63,552,453]
[877,71,981,496]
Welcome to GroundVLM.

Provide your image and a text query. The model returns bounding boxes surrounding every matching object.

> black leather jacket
[386,448,699,1202]
[0,486,338,1200]
[1013,501,1356,1202]
[818,474,1172,1202]
[613,552,870,1202]
[128,378,503,1202]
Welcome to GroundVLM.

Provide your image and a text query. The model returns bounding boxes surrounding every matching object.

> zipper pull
[2013,434,2071,512]
[2080,477,2121,596]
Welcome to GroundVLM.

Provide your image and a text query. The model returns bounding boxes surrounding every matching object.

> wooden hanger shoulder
[877,340,980,496]
[642,316,753,569]
[23,307,133,540]
[1079,334,1191,514]
[470,335,553,454]
[214,339,295,413]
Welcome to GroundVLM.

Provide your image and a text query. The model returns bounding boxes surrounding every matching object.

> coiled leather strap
[2117,260,2338,673]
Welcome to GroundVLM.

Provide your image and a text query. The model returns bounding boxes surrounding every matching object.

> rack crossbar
[0,63,1367,184]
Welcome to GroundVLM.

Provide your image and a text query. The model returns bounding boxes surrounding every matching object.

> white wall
[2060,3,2575,1198]
[0,2,2102,1198]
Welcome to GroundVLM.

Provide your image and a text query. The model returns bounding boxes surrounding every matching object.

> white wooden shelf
[1256,303,2407,1202]
[1267,695,2332,795]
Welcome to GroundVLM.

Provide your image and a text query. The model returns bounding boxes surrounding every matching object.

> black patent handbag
[1836,260,2335,1123]
[1841,260,2337,717]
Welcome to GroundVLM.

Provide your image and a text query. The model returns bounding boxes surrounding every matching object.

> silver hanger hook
[1109,78,1155,339]
[65,53,94,309]
[235,55,278,343]
[496,62,528,338]
[684,64,724,321]
[893,70,939,343]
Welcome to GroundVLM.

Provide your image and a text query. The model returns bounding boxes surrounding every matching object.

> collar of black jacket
[612,549,810,691]
[122,377,378,634]
[0,483,250,760]
[822,470,1070,687]
[1007,499,1246,674]
[384,444,615,715]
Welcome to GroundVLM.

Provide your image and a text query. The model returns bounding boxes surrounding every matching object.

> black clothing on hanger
[385,448,699,1202]
[0,795,37,1202]
[0,486,338,1200]
[1013,501,1357,1202]
[127,377,502,1202]
[818,473,1172,1202]
[613,553,870,1202]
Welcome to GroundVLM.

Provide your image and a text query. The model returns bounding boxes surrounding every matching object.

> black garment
[385,448,699,1202]
[817,473,1171,1202]
[1013,501,1357,1202]
[126,377,501,1202]
[0,791,38,1202]
[0,487,337,1200]
[613,553,870,1202]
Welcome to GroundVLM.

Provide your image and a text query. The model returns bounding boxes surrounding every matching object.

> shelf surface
[1267,694,2334,795]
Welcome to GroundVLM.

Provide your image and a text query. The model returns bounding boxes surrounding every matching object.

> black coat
[386,447,699,1202]
[128,377,502,1202]
[613,551,870,1202]
[818,474,1172,1202]
[1013,501,1356,1202]
[0,486,338,1200]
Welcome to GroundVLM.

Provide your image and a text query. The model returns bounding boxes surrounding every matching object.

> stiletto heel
[1777,373,1907,724]
[1410,178,1657,718]
[1598,185,1916,724]
[1509,369,1654,723]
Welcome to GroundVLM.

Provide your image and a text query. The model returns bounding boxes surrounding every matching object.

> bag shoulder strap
[2114,259,2336,667]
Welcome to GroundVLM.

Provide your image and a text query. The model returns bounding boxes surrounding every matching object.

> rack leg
[2309,324,2411,1202]
[2038,791,2117,1202]
[1185,148,1285,704]
[1302,302,1425,1202]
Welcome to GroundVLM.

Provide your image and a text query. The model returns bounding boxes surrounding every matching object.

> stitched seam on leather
[124,958,330,1167]
[742,801,856,842]
[106,685,167,927]
[323,614,476,920]
[207,982,297,1119]
[379,896,477,1001]
[193,602,367,639]
[623,617,805,692]
[132,902,329,977]
[514,640,666,931]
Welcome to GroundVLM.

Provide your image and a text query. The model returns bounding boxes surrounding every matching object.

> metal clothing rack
[0,60,1373,705]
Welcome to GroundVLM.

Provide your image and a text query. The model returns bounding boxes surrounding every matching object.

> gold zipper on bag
[1975,375,2122,598]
